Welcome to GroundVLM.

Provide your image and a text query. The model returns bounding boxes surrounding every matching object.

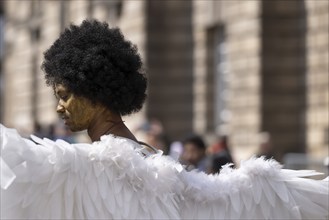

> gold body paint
[54,84,101,132]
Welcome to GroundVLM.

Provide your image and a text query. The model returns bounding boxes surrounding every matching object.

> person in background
[135,118,170,155]
[33,121,48,138]
[180,134,208,172]
[207,135,235,174]
[51,120,76,143]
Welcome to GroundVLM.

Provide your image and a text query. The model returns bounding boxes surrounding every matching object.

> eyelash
[60,95,68,101]
[55,94,68,101]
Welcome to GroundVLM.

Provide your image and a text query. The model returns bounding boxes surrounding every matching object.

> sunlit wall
[1,0,328,165]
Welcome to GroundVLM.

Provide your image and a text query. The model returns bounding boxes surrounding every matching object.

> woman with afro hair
[1,20,328,219]
[42,19,147,143]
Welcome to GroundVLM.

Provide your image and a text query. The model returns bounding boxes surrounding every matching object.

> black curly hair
[42,20,147,116]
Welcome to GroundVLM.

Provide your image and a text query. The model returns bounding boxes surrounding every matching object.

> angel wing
[179,157,329,219]
[1,124,328,219]
[0,124,182,219]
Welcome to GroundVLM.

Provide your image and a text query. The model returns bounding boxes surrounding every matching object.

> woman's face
[54,84,99,132]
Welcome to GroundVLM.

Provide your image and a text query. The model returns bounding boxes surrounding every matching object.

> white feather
[259,176,276,207]
[267,178,290,202]
[1,124,328,219]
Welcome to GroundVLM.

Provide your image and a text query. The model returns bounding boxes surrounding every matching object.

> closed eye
[54,92,69,102]
[60,95,68,101]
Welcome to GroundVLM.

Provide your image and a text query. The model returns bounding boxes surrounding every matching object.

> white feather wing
[1,124,181,219]
[179,157,329,219]
[1,124,328,219]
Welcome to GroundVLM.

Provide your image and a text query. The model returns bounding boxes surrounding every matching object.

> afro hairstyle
[42,19,147,116]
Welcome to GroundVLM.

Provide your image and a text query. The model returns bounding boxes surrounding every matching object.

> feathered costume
[1,124,328,219]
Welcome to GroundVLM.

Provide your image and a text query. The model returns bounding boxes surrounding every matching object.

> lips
[61,116,70,125]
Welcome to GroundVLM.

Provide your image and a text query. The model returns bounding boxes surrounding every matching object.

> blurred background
[0,0,328,174]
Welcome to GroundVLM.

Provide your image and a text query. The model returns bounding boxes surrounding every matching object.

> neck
[87,109,121,142]
[87,108,137,142]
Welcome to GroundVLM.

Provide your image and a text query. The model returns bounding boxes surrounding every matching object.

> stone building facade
[1,0,328,162]
[192,0,328,161]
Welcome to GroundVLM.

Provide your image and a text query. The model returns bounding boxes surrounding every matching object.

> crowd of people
[131,118,280,174]
[133,118,236,174]
[178,134,235,174]
[33,120,76,143]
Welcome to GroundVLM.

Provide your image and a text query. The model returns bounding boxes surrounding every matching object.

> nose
[56,103,65,114]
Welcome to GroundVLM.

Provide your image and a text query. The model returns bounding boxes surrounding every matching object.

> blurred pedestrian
[180,134,208,172]
[135,117,170,154]
[207,135,235,174]
[51,120,76,143]
[33,121,48,138]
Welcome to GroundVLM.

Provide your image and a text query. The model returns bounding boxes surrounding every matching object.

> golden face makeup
[54,84,99,132]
